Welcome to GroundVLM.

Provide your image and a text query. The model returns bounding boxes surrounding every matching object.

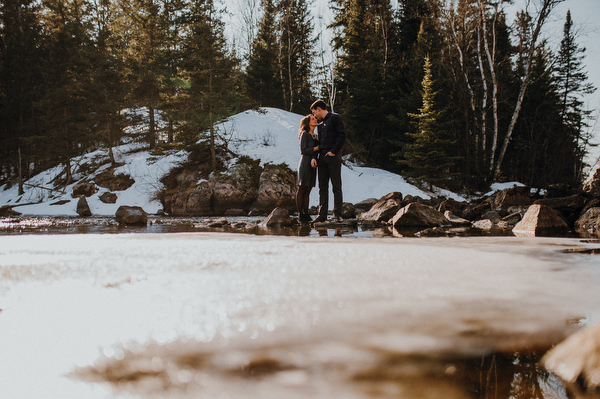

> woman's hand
[311,159,317,168]
[313,146,319,152]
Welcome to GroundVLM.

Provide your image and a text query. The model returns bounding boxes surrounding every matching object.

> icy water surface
[0,221,600,399]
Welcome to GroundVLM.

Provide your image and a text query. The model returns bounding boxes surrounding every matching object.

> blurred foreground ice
[1,233,599,398]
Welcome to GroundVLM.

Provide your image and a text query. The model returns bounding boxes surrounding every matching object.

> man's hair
[310,99,327,111]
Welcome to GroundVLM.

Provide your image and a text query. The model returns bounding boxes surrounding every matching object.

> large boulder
[340,202,356,219]
[115,206,148,226]
[212,164,259,215]
[461,201,491,221]
[534,194,587,220]
[436,198,466,216]
[354,198,378,213]
[583,168,600,198]
[259,207,293,227]
[72,182,96,198]
[94,171,135,191]
[360,192,403,223]
[390,202,449,228]
[488,186,533,210]
[512,204,569,237]
[574,207,600,232]
[542,322,600,391]
[250,165,296,215]
[165,163,258,216]
[444,211,471,226]
[76,195,92,217]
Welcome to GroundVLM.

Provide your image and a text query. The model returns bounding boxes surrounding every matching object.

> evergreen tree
[277,0,315,113]
[245,0,283,108]
[0,0,44,190]
[37,0,95,186]
[88,0,130,166]
[179,0,241,172]
[331,0,399,165]
[118,0,174,149]
[555,10,596,183]
[400,56,459,188]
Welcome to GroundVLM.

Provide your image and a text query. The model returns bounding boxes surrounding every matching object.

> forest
[0,0,596,195]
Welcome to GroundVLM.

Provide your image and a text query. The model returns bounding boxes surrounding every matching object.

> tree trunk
[492,0,563,181]
[18,147,24,195]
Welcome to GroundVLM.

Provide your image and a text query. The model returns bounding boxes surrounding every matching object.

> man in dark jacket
[310,99,346,222]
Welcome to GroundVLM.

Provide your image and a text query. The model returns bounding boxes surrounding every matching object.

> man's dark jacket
[315,112,346,156]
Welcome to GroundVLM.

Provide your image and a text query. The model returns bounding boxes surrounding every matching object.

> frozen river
[1,232,600,398]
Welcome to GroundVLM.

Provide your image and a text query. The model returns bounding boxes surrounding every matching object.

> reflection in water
[0,216,525,238]
[75,342,585,399]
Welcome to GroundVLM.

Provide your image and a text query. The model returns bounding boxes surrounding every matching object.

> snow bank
[1,107,467,216]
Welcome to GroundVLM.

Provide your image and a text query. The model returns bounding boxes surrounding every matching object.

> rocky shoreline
[2,166,599,237]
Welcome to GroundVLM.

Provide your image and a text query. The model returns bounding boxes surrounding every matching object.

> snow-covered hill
[0,107,465,216]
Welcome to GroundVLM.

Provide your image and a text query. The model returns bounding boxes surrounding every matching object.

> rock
[400,194,424,207]
[205,218,229,227]
[473,219,493,229]
[545,183,580,198]
[480,210,502,223]
[76,196,92,217]
[512,204,569,237]
[436,198,466,216]
[542,322,600,390]
[251,165,296,215]
[50,200,70,206]
[164,163,259,216]
[259,207,293,227]
[415,227,451,237]
[354,198,378,213]
[212,164,260,215]
[444,211,471,226]
[488,186,533,210]
[115,205,148,225]
[360,192,403,222]
[95,171,135,191]
[72,182,96,198]
[390,203,449,228]
[501,212,522,226]
[461,201,491,221]
[583,168,600,198]
[0,205,20,217]
[534,194,587,217]
[340,202,356,219]
[99,192,118,204]
[224,208,247,216]
[574,207,600,232]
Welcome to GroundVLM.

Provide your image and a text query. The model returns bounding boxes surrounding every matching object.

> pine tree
[331,0,399,165]
[400,56,459,188]
[179,0,241,172]
[555,10,596,183]
[277,0,315,113]
[0,0,45,190]
[245,0,283,108]
[37,0,95,186]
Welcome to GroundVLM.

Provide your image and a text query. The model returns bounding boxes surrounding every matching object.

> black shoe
[303,213,313,223]
[312,215,327,223]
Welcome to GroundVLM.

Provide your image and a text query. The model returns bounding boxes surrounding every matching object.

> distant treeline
[0,0,595,193]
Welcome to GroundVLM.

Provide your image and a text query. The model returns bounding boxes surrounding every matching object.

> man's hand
[326,152,335,156]
[313,146,319,152]
[311,159,317,168]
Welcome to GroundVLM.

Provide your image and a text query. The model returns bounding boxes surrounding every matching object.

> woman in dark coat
[297,114,319,224]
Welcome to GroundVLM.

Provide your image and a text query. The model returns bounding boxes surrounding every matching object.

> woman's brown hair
[298,114,311,139]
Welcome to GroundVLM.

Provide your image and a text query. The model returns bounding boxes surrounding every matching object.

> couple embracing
[296,99,346,224]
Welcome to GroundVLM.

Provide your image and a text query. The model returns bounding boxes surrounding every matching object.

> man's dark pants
[317,153,343,219]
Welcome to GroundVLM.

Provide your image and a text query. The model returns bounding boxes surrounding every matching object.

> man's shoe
[312,215,327,223]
